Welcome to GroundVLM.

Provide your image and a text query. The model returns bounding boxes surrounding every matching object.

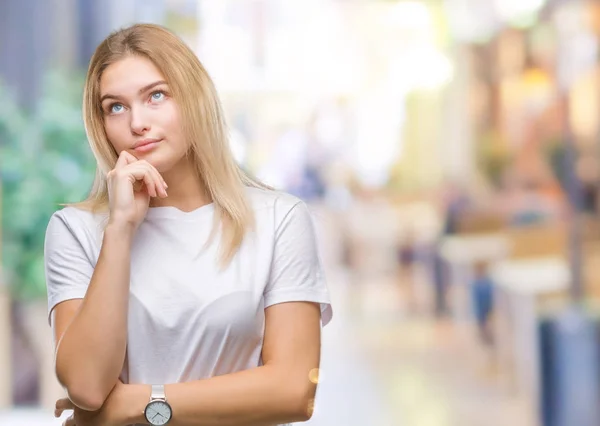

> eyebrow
[100,80,168,103]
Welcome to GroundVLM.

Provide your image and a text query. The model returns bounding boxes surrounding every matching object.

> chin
[151,155,187,174]
[131,144,188,173]
[149,158,174,174]
[133,151,165,171]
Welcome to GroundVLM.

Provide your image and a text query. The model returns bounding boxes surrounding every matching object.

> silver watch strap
[151,384,166,400]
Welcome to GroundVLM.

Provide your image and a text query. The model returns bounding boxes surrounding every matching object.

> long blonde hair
[74,23,271,267]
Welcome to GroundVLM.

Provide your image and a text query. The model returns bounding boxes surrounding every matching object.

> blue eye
[151,91,165,101]
[111,104,124,113]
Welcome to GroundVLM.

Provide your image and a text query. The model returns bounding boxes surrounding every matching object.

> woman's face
[100,55,187,172]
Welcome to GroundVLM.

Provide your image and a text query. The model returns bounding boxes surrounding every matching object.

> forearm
[129,365,316,426]
[56,223,134,409]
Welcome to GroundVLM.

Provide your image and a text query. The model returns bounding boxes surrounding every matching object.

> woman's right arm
[52,221,135,411]
[50,151,167,411]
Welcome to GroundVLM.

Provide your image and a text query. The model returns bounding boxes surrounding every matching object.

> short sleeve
[44,211,94,326]
[264,200,333,326]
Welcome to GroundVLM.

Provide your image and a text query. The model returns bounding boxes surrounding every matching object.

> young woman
[45,23,332,426]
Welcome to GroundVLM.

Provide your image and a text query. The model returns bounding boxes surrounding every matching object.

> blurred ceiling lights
[494,0,547,24]
[444,0,549,43]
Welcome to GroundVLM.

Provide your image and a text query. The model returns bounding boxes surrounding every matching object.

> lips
[133,138,162,153]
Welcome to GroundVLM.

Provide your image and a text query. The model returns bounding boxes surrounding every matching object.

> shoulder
[245,186,305,218]
[244,187,316,234]
[46,206,108,241]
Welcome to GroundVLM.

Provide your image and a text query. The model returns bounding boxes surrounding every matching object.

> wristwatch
[144,385,173,425]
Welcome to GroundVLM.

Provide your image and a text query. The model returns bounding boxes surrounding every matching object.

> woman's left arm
[128,301,322,426]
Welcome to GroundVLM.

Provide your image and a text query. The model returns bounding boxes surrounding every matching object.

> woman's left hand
[55,381,131,426]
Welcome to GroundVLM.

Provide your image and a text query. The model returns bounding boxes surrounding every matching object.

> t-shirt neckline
[145,202,215,220]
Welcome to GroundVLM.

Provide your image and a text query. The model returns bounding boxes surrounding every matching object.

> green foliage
[0,71,96,300]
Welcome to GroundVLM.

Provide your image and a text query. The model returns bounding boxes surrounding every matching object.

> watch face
[145,400,172,425]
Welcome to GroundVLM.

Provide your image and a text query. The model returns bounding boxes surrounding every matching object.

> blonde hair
[74,23,271,267]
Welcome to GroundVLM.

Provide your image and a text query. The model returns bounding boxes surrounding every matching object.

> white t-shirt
[45,187,332,425]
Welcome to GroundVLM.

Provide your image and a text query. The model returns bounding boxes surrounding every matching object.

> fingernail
[163,181,168,189]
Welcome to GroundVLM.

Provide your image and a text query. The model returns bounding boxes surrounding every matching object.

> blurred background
[2,0,600,425]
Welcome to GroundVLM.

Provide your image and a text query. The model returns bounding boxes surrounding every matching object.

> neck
[150,156,212,212]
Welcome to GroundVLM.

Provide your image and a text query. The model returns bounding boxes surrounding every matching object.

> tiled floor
[319,268,533,426]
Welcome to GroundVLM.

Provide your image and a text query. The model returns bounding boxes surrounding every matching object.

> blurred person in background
[470,261,495,346]
[440,181,471,236]
[430,181,471,318]
[45,23,332,426]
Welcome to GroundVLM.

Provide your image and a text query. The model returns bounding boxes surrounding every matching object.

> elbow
[289,381,318,423]
[65,385,107,412]
[56,367,108,411]
[272,365,318,422]
[55,350,112,411]
[296,394,316,422]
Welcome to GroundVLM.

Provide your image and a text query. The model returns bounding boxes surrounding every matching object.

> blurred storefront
[195,1,457,194]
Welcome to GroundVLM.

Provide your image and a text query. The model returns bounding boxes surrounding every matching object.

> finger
[141,161,165,197]
[145,161,167,189]
[115,150,139,170]
[56,397,75,411]
[122,164,158,197]
[55,407,74,418]
[135,160,165,190]
[121,150,138,164]
[142,171,158,198]
[145,162,168,197]
[114,150,131,170]
[130,162,165,198]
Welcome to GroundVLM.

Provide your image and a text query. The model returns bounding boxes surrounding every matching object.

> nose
[130,105,151,135]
